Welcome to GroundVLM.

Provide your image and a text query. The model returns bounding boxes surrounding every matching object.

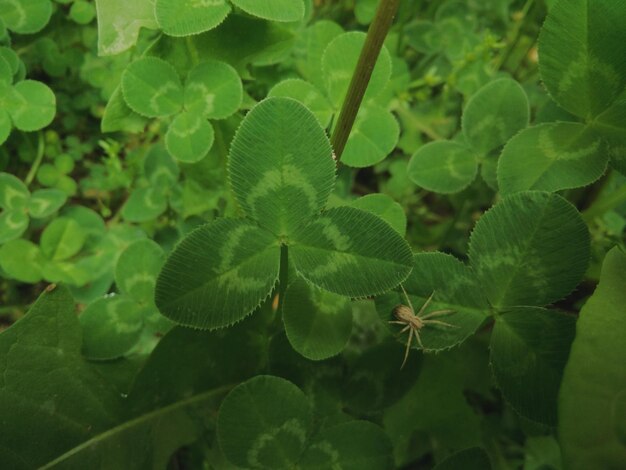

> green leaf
[299,421,394,469]
[290,206,413,298]
[0,0,52,34]
[80,296,144,360]
[462,78,529,154]
[322,31,392,108]
[95,0,158,55]
[155,218,280,329]
[121,186,168,222]
[115,239,165,304]
[294,20,343,90]
[228,97,335,238]
[0,285,120,469]
[0,238,42,282]
[283,278,352,360]
[40,218,86,261]
[121,57,184,118]
[0,172,29,209]
[144,143,180,186]
[28,189,67,218]
[559,247,626,469]
[341,105,400,168]
[538,0,626,119]
[217,375,313,469]
[6,80,56,131]
[0,209,28,243]
[433,447,492,470]
[101,86,148,133]
[184,60,242,119]
[69,0,96,25]
[408,141,478,194]
[230,0,305,22]
[165,111,214,163]
[268,78,333,128]
[491,307,576,426]
[0,108,11,145]
[349,193,406,236]
[498,123,608,195]
[155,0,231,37]
[377,252,488,352]
[469,191,590,308]
[0,55,11,85]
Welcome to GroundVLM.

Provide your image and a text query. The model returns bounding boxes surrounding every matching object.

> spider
[390,285,458,368]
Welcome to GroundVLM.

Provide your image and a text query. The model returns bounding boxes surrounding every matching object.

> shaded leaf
[115,239,165,304]
[0,238,42,282]
[6,80,56,131]
[231,0,305,22]
[268,78,333,128]
[433,447,492,470]
[349,193,406,236]
[155,0,231,37]
[184,59,242,119]
[165,111,214,163]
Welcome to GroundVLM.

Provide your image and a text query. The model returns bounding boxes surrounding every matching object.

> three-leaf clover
[0,172,66,244]
[155,97,413,330]
[121,57,242,162]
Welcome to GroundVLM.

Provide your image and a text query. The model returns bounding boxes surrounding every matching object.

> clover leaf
[156,97,413,330]
[0,172,66,244]
[121,57,242,163]
[0,0,52,34]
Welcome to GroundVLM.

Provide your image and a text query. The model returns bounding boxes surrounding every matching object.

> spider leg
[400,327,413,369]
[400,284,416,313]
[420,309,455,320]
[389,320,406,325]
[414,327,425,349]
[417,291,437,316]
[394,325,411,336]
[423,319,459,328]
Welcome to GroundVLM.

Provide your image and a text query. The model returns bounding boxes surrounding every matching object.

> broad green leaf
[40,218,86,261]
[121,186,168,222]
[0,46,18,76]
[80,296,144,360]
[498,123,608,195]
[121,57,184,118]
[115,239,165,304]
[593,99,626,175]
[0,239,42,282]
[165,111,214,163]
[101,86,148,133]
[229,97,335,238]
[349,193,406,236]
[377,252,488,352]
[6,80,56,131]
[283,278,352,360]
[0,209,28,243]
[155,0,231,37]
[408,141,478,194]
[462,78,529,154]
[469,191,590,308]
[144,143,180,186]
[155,218,280,329]
[538,0,626,119]
[341,106,399,168]
[433,447,492,470]
[184,60,242,119]
[230,0,305,22]
[0,55,11,85]
[322,31,392,107]
[491,307,575,426]
[299,421,394,469]
[559,247,626,469]
[0,108,10,144]
[0,0,52,34]
[95,0,158,55]
[268,79,333,128]
[28,189,66,218]
[0,285,120,469]
[217,375,313,469]
[294,20,343,90]
[290,206,413,298]
[0,172,29,209]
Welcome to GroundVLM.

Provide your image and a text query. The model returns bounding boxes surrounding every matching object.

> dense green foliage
[0,0,625,468]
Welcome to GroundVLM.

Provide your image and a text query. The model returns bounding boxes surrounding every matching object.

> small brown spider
[390,285,457,368]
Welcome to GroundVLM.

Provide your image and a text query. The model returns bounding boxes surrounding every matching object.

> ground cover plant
[0,0,625,468]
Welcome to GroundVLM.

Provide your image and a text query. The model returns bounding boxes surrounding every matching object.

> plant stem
[331,0,400,162]
[24,132,45,187]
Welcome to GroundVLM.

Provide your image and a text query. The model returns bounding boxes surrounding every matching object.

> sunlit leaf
[184,60,242,119]
[28,189,67,219]
[155,218,280,329]
[230,0,305,22]
[95,0,156,54]
[0,238,42,282]
[290,206,413,298]
[6,80,56,131]
[268,78,333,128]
[0,172,29,209]
[155,0,231,37]
[165,111,214,163]
[0,0,52,34]
[40,217,86,261]
[469,191,590,308]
